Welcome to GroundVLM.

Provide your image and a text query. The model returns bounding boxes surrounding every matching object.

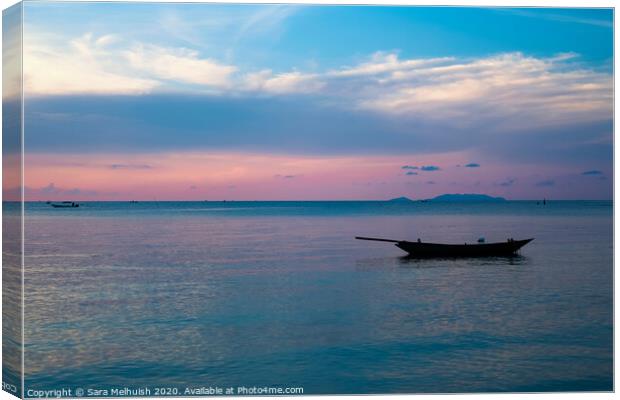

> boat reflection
[355,254,529,271]
[398,254,529,267]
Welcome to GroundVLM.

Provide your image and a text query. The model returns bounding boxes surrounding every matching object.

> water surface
[22,201,613,394]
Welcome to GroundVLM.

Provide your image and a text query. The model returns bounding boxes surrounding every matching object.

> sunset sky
[14,3,613,200]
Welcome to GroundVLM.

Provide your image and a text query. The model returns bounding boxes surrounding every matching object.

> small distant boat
[50,201,79,208]
[356,236,533,258]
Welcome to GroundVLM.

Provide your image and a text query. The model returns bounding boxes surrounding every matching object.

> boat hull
[395,238,533,258]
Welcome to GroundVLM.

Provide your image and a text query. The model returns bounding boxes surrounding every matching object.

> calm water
[21,201,612,394]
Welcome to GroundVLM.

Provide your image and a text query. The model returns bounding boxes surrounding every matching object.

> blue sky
[24,4,613,70]
[18,3,614,200]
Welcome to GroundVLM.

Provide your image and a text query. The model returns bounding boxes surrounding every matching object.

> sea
[13,200,614,394]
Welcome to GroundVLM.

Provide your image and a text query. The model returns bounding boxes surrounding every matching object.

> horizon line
[10,198,614,202]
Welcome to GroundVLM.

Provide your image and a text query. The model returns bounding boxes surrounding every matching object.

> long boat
[356,236,533,257]
[50,201,80,208]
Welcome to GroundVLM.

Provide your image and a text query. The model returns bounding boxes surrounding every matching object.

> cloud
[405,171,418,176]
[535,179,555,187]
[426,181,436,185]
[25,33,159,95]
[64,188,98,196]
[401,165,418,170]
[420,165,440,171]
[498,178,516,187]
[40,182,59,194]
[465,163,480,168]
[25,33,237,96]
[109,164,153,170]
[351,52,612,130]
[25,93,611,167]
[233,5,300,44]
[243,70,324,94]
[26,94,450,155]
[330,52,454,78]
[125,44,237,87]
[274,174,299,179]
[22,34,612,170]
[26,31,612,136]
[156,5,300,51]
[27,182,99,197]
[498,8,613,28]
[582,170,603,175]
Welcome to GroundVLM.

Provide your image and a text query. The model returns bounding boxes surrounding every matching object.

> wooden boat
[356,236,533,258]
[50,201,79,208]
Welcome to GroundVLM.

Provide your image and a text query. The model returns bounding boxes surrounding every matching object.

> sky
[12,3,614,200]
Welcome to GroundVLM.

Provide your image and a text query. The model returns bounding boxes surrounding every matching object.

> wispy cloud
[330,52,454,78]
[244,70,324,94]
[109,164,153,170]
[233,5,300,44]
[353,52,612,129]
[28,182,99,198]
[401,165,418,170]
[157,5,302,60]
[582,170,603,176]
[274,174,300,179]
[496,8,613,28]
[498,178,516,187]
[421,165,440,171]
[535,179,555,187]
[125,44,237,87]
[465,163,480,168]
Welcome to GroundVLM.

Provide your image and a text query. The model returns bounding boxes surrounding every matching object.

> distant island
[429,193,507,202]
[388,194,506,203]
[387,196,415,203]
